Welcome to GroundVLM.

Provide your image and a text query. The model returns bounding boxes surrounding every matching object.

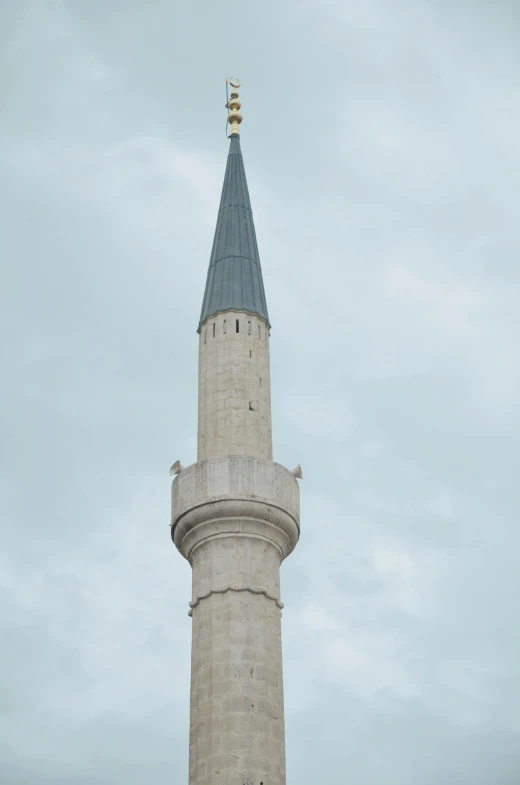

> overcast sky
[2,1,520,783]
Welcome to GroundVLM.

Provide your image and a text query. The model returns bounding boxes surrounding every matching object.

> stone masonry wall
[188,537,286,785]
[197,311,272,462]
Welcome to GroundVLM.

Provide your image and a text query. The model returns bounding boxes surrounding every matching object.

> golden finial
[226,77,242,135]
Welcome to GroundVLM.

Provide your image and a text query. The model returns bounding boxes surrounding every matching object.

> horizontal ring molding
[188,584,284,616]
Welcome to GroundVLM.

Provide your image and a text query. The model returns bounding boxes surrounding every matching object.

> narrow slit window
[236,319,240,333]
[250,350,252,358]
[223,319,227,334]
[204,330,207,344]
[258,325,261,339]
[248,321,252,335]
[260,378,262,387]
[213,323,216,338]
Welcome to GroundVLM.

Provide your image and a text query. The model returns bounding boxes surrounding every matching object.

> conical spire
[198,130,270,330]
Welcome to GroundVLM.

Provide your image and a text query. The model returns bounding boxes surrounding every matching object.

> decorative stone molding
[188,584,284,616]
[171,456,300,562]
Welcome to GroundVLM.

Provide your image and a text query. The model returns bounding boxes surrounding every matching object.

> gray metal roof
[198,134,270,330]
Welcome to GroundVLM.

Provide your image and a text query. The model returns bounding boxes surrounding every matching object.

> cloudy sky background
[2,1,520,783]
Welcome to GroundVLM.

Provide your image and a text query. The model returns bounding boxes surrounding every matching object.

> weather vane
[225,77,242,136]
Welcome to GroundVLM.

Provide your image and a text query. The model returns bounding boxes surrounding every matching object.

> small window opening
[250,350,252,358]
[248,321,252,335]
[260,378,262,387]
[236,319,240,333]
[204,330,207,344]
[223,319,227,334]
[212,323,216,338]
[258,325,261,339]
[249,401,255,411]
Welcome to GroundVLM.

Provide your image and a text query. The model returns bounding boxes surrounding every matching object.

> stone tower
[171,80,301,785]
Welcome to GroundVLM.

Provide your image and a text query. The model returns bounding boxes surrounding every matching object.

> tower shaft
[197,311,272,462]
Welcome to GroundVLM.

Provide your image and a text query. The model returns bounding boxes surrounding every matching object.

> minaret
[171,80,301,785]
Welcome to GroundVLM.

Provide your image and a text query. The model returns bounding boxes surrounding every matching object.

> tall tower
[171,80,301,785]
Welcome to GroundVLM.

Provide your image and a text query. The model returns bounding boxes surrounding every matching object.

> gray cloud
[2,0,519,782]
